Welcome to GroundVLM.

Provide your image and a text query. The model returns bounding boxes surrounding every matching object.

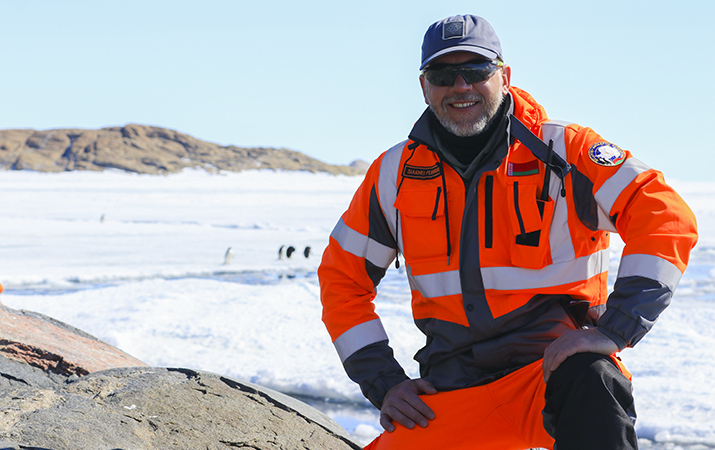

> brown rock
[0,367,362,450]
[0,303,147,376]
[349,159,370,172]
[0,124,365,176]
[0,304,362,449]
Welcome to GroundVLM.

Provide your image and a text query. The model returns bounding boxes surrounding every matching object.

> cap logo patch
[443,20,465,40]
[588,142,626,167]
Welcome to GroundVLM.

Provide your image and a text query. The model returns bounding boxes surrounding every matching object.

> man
[319,14,697,450]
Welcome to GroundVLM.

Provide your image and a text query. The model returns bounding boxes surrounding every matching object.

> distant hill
[0,124,365,176]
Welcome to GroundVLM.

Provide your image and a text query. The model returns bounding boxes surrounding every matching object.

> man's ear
[419,74,429,105]
[500,65,512,96]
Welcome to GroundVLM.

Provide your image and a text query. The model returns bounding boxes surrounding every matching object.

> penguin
[303,246,311,258]
[279,245,285,260]
[286,246,296,258]
[224,247,234,265]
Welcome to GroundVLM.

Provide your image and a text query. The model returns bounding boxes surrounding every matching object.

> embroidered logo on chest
[402,164,441,180]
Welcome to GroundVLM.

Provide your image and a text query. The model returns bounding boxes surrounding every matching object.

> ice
[1,169,713,446]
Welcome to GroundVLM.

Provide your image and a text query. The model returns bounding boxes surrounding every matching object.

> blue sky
[1,1,712,181]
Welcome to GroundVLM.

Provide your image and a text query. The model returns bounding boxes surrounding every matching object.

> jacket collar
[407,107,439,151]
[407,90,520,151]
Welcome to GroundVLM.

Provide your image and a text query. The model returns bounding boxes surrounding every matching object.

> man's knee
[548,352,620,389]
[543,353,637,449]
[545,352,634,417]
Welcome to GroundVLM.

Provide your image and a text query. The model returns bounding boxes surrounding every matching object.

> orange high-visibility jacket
[318,86,698,409]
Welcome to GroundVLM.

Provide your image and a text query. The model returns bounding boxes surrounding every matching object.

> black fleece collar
[408,95,512,181]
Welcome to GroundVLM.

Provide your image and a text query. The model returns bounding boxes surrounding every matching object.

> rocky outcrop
[0,124,364,176]
[348,159,370,172]
[0,304,147,376]
[0,365,361,450]
[0,304,361,450]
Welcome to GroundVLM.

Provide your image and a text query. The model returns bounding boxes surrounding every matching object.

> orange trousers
[364,356,631,450]
[364,359,554,450]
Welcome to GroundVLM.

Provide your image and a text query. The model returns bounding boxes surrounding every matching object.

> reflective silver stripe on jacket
[378,140,408,248]
[333,319,389,362]
[405,246,609,299]
[329,144,406,362]
[330,218,395,269]
[481,248,610,291]
[407,265,462,298]
[596,157,652,215]
[617,253,683,293]
[542,121,576,263]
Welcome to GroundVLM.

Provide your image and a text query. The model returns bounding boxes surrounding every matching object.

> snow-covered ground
[1,169,713,448]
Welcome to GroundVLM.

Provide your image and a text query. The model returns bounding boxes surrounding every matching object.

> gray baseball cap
[420,15,503,70]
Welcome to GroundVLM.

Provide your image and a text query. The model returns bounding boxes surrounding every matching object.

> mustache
[441,93,484,105]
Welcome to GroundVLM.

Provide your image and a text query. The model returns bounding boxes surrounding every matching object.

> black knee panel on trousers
[543,352,638,450]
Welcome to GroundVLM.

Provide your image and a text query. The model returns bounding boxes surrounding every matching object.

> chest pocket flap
[393,186,447,266]
[507,181,542,235]
[506,180,554,269]
[394,186,445,219]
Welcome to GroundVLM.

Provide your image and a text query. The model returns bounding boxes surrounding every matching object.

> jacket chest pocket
[506,180,554,269]
[394,186,447,264]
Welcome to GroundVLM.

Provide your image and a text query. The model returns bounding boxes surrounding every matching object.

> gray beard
[431,92,506,137]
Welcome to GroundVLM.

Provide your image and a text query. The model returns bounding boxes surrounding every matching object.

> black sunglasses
[422,60,503,86]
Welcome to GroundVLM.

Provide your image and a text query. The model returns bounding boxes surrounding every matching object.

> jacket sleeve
[566,127,698,349]
[318,152,409,408]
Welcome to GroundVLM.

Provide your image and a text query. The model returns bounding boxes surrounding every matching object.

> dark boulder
[0,366,360,450]
[0,303,361,450]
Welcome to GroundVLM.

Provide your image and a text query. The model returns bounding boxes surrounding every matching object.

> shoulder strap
[509,114,571,179]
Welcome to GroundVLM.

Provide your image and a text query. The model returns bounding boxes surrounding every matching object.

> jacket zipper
[432,186,442,220]
[485,175,493,248]
[513,181,527,238]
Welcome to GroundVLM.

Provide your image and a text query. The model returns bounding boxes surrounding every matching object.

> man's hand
[379,378,437,432]
[542,328,619,383]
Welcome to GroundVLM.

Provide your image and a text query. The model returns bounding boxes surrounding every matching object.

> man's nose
[452,73,473,90]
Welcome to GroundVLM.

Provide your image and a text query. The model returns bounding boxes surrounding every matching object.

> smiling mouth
[451,101,478,109]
